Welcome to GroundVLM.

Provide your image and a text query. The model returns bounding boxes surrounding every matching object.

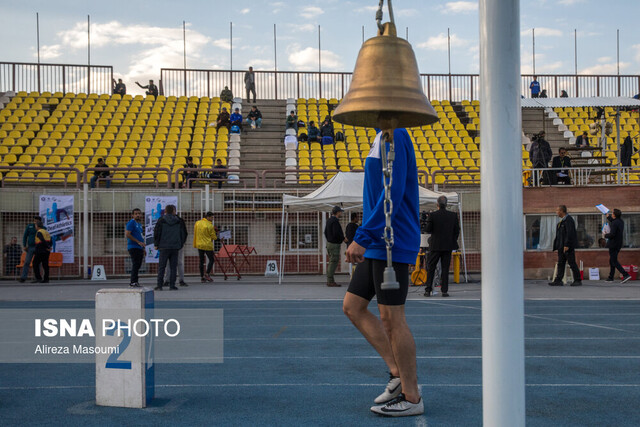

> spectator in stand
[220,86,233,103]
[244,66,256,103]
[112,79,126,96]
[216,107,231,130]
[633,93,640,100]
[194,212,217,283]
[90,158,111,188]
[3,236,21,276]
[549,205,582,287]
[575,131,589,148]
[183,156,199,189]
[153,204,187,291]
[135,79,159,97]
[286,110,298,131]
[560,90,569,98]
[246,106,263,129]
[125,208,145,288]
[210,159,227,189]
[551,147,572,185]
[320,119,334,144]
[529,131,552,185]
[604,209,632,284]
[32,221,52,283]
[621,135,633,167]
[18,216,42,283]
[308,121,320,142]
[530,76,541,98]
[540,89,548,98]
[230,108,243,130]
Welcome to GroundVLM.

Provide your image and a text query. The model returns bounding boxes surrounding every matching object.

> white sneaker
[374,374,402,404]
[621,275,631,284]
[371,393,424,417]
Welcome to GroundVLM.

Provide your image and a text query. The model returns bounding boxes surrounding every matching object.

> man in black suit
[551,147,572,185]
[424,196,460,297]
[549,205,581,286]
[604,209,632,283]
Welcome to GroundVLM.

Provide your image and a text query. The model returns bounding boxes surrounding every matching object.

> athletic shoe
[204,274,214,282]
[163,281,169,287]
[441,292,450,297]
[201,277,207,283]
[169,286,178,291]
[31,279,41,283]
[604,278,615,283]
[18,278,25,283]
[179,281,189,287]
[374,374,402,404]
[326,282,341,287]
[548,281,563,286]
[423,290,431,297]
[370,393,424,417]
[621,275,632,284]
[570,281,582,287]
[129,282,141,288]
[41,280,49,283]
[154,286,162,291]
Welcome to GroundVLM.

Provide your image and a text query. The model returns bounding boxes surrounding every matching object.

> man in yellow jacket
[194,212,217,282]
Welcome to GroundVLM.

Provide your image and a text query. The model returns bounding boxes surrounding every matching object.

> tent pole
[321,212,327,275]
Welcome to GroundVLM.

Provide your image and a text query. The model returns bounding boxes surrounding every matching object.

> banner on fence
[144,196,178,263]
[39,195,74,263]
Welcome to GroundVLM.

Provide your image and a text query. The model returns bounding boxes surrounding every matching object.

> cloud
[396,9,419,17]
[558,0,585,5]
[286,43,342,71]
[271,2,285,13]
[440,1,478,14]
[35,44,62,60]
[249,59,275,69]
[286,23,316,33]
[356,5,378,13]
[633,44,640,63]
[417,33,469,51]
[212,38,231,50]
[580,61,628,75]
[240,8,250,14]
[521,27,563,37]
[300,6,324,19]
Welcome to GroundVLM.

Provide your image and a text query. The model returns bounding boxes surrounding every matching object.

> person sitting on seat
[112,79,126,96]
[90,158,111,188]
[575,131,589,148]
[220,86,233,102]
[135,79,158,97]
[215,107,231,130]
[539,89,548,98]
[320,119,334,144]
[230,108,243,130]
[308,121,320,142]
[551,147,572,185]
[209,159,227,189]
[246,106,262,129]
[286,110,298,131]
[183,157,199,189]
[560,89,569,98]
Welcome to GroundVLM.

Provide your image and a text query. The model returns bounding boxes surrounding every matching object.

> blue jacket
[230,113,242,122]
[354,128,420,264]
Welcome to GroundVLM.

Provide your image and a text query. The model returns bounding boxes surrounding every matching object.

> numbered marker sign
[91,265,107,281]
[265,260,279,277]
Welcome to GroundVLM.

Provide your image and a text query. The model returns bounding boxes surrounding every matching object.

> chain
[375,0,395,33]
[379,132,395,268]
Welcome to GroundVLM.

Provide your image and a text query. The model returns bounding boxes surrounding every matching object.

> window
[525,213,640,250]
[276,224,319,251]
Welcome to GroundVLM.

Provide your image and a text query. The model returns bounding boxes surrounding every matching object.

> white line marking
[524,313,636,333]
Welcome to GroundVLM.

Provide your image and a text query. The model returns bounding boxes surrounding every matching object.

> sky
[1,0,638,95]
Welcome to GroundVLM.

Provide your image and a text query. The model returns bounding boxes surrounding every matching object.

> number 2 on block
[105,322,132,369]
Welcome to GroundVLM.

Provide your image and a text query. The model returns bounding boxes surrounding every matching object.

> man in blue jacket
[18,215,43,283]
[344,128,423,417]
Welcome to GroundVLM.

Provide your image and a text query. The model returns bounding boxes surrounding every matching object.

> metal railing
[174,167,260,189]
[524,165,640,187]
[83,167,173,188]
[160,68,640,101]
[0,166,82,188]
[0,62,113,95]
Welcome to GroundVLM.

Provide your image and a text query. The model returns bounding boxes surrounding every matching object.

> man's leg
[343,292,399,378]
[439,251,452,294]
[206,250,214,275]
[609,248,628,278]
[32,253,42,281]
[157,250,168,289]
[42,252,49,282]
[105,178,111,189]
[378,304,419,403]
[256,118,262,128]
[177,248,185,282]
[129,249,142,284]
[326,243,339,284]
[566,249,581,282]
[198,249,205,278]
[555,251,567,283]
[21,247,35,280]
[168,249,178,288]
[251,86,256,103]
[90,176,97,188]
[246,88,250,103]
[424,250,441,293]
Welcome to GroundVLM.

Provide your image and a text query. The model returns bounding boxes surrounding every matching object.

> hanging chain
[376,0,395,33]
[380,132,395,267]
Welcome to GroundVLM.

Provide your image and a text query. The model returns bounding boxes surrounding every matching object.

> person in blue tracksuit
[343,128,424,417]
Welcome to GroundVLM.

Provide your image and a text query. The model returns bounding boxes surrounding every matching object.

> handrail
[431,168,480,191]
[83,167,173,188]
[0,166,81,188]
[174,168,260,189]
[261,168,432,189]
[524,165,639,187]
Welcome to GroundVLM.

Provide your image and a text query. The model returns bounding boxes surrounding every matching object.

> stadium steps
[239,99,287,182]
[522,108,568,153]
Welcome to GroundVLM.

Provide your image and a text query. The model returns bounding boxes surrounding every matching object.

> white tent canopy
[282,172,458,212]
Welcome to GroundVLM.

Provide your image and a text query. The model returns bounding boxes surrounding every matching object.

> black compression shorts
[347,258,409,306]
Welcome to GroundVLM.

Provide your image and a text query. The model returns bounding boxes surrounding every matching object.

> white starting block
[95,288,154,408]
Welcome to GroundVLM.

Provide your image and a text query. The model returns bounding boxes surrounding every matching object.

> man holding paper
[603,209,632,283]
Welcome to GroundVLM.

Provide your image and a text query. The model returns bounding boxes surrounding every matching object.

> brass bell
[333,22,438,129]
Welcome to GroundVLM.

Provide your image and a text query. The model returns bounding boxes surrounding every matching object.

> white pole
[479,1,525,426]
[457,195,469,283]
[279,202,285,284]
[83,183,89,279]
[321,212,327,275]
[204,184,210,212]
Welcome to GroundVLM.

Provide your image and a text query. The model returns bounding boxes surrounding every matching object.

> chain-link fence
[0,187,483,280]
